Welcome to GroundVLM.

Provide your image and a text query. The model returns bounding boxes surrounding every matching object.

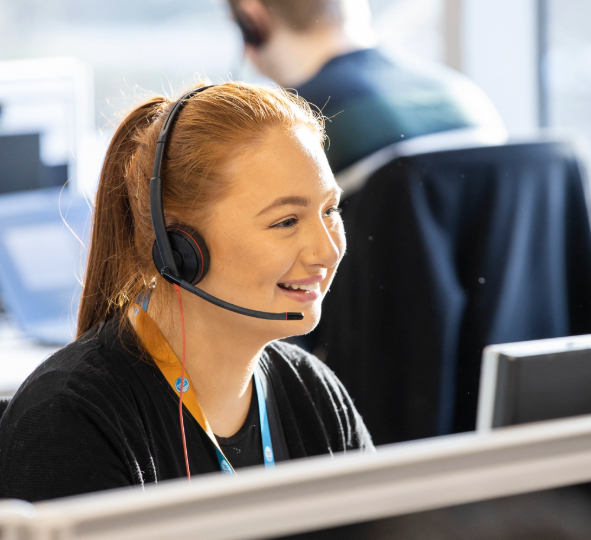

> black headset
[150,86,303,321]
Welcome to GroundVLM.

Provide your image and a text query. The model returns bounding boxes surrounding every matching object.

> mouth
[277,280,321,303]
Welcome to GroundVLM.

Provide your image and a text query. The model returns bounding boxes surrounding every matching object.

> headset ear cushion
[152,225,210,285]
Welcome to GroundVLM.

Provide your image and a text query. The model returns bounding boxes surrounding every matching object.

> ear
[233,0,273,47]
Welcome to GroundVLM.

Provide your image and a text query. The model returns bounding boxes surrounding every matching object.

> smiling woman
[0,81,373,503]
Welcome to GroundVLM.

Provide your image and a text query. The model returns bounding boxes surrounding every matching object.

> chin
[303,304,322,332]
[292,319,319,338]
[283,303,322,338]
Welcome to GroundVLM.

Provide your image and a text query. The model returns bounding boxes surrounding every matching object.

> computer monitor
[0,57,94,195]
[476,334,591,431]
[1,415,591,540]
[0,57,95,345]
[0,133,49,193]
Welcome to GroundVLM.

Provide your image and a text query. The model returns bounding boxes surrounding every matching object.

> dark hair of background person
[227,0,346,31]
[77,82,325,339]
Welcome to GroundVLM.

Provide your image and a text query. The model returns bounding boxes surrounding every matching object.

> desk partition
[1,414,591,540]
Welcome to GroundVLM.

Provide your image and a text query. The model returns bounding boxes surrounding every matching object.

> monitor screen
[477,335,591,430]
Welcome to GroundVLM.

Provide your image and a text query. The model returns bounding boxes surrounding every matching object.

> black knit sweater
[0,317,373,502]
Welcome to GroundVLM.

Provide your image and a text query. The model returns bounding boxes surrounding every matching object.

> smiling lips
[277,275,323,303]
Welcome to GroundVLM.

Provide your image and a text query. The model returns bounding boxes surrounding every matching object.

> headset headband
[150,85,216,278]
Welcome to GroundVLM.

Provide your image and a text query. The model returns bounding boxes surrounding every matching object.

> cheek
[211,234,288,289]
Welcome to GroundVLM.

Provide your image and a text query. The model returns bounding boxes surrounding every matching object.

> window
[541,0,591,141]
[0,0,444,130]
[371,0,444,64]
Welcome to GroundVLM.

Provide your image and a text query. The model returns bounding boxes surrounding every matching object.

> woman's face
[196,125,345,340]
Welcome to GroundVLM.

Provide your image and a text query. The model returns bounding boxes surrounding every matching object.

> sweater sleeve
[0,392,136,502]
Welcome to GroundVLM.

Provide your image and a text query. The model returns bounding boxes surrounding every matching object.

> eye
[270,217,298,229]
[324,206,343,218]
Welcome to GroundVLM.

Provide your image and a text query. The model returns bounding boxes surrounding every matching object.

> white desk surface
[0,315,58,396]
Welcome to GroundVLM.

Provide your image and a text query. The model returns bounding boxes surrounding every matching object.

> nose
[301,215,344,269]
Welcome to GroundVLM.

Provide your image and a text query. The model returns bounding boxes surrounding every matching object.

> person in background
[227,0,505,175]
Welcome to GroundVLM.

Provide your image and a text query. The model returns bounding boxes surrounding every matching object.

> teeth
[280,282,318,291]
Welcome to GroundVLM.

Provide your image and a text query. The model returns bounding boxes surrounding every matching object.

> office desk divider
[2,414,591,540]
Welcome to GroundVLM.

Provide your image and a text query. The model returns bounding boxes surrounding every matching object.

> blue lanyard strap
[216,368,275,473]
[254,368,275,468]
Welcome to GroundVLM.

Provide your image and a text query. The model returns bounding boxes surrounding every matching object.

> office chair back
[316,140,591,444]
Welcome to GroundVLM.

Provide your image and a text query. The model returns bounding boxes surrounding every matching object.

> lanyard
[132,293,275,475]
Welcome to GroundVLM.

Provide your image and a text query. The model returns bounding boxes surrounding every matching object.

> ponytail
[77,97,167,338]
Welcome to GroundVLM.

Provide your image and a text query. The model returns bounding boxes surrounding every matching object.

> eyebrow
[256,196,311,217]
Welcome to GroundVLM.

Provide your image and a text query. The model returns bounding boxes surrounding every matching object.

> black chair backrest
[315,140,591,445]
[0,398,10,420]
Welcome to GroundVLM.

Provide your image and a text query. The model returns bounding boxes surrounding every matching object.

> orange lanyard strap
[130,304,236,474]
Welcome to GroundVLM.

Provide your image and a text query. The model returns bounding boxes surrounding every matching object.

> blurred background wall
[1,0,589,161]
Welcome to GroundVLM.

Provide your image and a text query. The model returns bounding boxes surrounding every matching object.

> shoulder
[0,319,149,497]
[263,340,338,388]
[264,340,356,413]
[297,50,381,107]
[9,326,104,405]
[0,318,162,500]
[2,318,140,429]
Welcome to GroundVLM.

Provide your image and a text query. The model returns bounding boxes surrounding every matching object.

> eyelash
[270,207,342,229]
[326,206,343,218]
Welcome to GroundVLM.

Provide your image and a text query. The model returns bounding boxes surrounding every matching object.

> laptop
[0,57,95,345]
[0,188,90,344]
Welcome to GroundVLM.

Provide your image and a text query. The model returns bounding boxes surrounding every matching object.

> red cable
[174,284,191,481]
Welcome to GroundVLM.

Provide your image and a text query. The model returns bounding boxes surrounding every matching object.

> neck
[259,24,376,87]
[147,287,267,437]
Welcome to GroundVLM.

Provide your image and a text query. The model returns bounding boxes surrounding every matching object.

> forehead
[224,126,336,207]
